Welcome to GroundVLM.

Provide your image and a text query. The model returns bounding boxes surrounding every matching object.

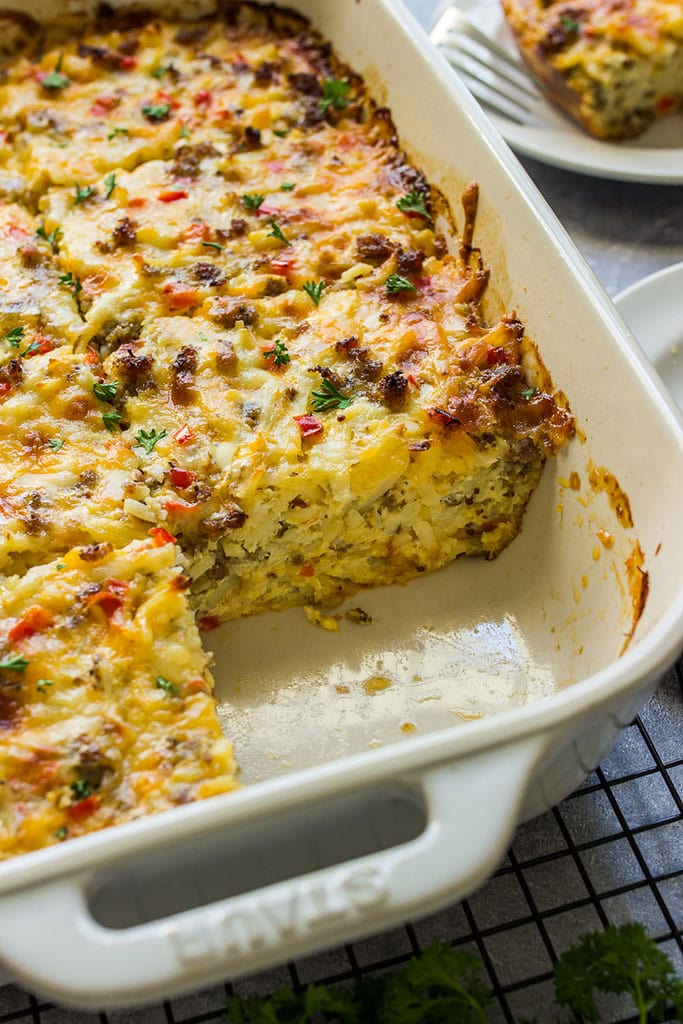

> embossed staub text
[165,864,389,969]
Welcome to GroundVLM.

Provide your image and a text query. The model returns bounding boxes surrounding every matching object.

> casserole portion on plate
[0,2,573,855]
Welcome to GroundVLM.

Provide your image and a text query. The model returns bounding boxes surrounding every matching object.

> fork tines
[430,6,548,126]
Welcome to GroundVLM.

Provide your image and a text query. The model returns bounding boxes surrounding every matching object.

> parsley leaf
[151,62,174,79]
[108,126,129,140]
[319,78,351,114]
[554,923,683,1024]
[59,271,82,296]
[386,272,416,294]
[264,339,290,368]
[47,438,64,451]
[74,183,94,205]
[4,326,24,348]
[311,377,351,412]
[36,224,62,252]
[142,103,170,122]
[280,181,296,191]
[102,410,123,432]
[273,127,289,138]
[156,675,180,697]
[0,654,29,672]
[267,217,289,244]
[134,427,167,454]
[520,387,537,400]
[36,679,54,693]
[55,826,68,840]
[42,55,70,91]
[104,172,116,200]
[20,340,40,358]
[201,241,222,252]
[71,779,92,800]
[302,280,324,306]
[242,192,265,211]
[396,190,431,219]
[559,13,581,31]
[93,380,119,403]
[179,124,191,139]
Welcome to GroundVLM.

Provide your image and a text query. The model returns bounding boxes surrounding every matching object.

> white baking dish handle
[0,733,545,1009]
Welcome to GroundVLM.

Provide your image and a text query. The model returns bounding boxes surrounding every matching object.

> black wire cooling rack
[1,660,681,1024]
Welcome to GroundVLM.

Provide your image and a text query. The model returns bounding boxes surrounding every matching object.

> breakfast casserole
[0,2,573,856]
[501,0,683,140]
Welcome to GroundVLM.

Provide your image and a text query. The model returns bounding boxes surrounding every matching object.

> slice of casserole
[0,539,237,858]
[501,0,683,139]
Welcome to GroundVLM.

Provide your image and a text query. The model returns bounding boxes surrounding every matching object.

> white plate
[615,263,683,410]
[443,0,683,184]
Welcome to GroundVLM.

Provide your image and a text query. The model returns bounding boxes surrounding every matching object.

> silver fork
[430,5,549,127]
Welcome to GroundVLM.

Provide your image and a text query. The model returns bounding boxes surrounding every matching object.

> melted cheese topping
[0,5,573,856]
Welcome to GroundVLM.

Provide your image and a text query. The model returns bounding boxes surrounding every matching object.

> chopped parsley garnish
[42,54,70,91]
[36,225,62,252]
[201,241,223,252]
[56,563,65,570]
[264,339,290,368]
[151,62,173,79]
[134,427,167,454]
[20,341,41,358]
[71,779,92,800]
[302,280,324,306]
[142,103,171,122]
[156,675,180,697]
[104,172,116,200]
[386,272,416,294]
[559,14,581,31]
[47,437,64,451]
[93,380,119,403]
[74,183,94,205]
[242,192,265,211]
[273,128,289,138]
[319,78,351,114]
[55,826,68,841]
[59,272,82,296]
[396,190,431,219]
[521,387,537,400]
[0,654,29,672]
[4,326,24,348]
[280,181,296,191]
[36,679,54,693]
[102,410,123,432]
[267,217,288,244]
[312,377,352,412]
[179,124,191,139]
[108,126,129,140]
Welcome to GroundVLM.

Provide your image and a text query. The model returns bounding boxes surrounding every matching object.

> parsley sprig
[93,380,118,403]
[71,779,92,800]
[559,13,581,31]
[311,377,351,412]
[134,427,167,454]
[59,272,82,296]
[156,675,180,697]
[47,438,64,451]
[242,192,265,211]
[267,217,288,244]
[151,62,174,80]
[41,54,70,91]
[4,326,24,348]
[104,172,116,200]
[142,103,170,123]
[319,78,351,114]
[108,126,129,141]
[386,272,416,294]
[74,183,94,205]
[102,410,123,432]
[264,339,290,368]
[0,654,29,672]
[396,190,431,220]
[302,280,324,306]
[36,225,62,252]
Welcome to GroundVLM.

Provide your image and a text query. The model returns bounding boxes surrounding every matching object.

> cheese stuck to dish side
[0,2,575,857]
[0,540,237,859]
[501,0,683,139]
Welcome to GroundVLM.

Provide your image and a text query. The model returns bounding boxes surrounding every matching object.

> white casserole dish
[0,0,682,1008]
